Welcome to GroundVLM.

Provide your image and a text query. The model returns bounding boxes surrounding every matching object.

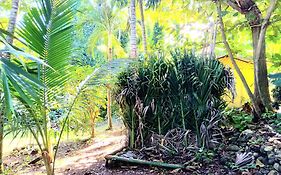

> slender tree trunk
[139,0,147,54]
[90,110,96,138]
[42,150,53,175]
[6,0,20,45]
[107,31,113,130]
[107,89,112,130]
[45,114,54,162]
[226,0,274,111]
[130,0,137,58]
[216,0,262,117]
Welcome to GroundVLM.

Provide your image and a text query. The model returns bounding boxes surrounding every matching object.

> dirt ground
[4,123,149,175]
[4,122,176,175]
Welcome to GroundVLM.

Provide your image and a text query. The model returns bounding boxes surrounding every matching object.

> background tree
[88,0,127,130]
[224,0,278,111]
[138,0,147,55]
[130,0,137,58]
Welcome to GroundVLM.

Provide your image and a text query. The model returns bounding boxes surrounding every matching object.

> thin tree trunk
[216,0,262,117]
[6,0,20,46]
[46,116,54,163]
[254,0,277,111]
[42,150,53,175]
[139,0,147,54]
[130,0,137,58]
[107,31,113,130]
[107,88,112,130]
[226,0,274,111]
[90,109,96,138]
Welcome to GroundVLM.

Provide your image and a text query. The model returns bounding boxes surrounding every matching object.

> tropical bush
[116,51,234,148]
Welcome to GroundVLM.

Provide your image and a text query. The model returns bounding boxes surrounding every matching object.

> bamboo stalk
[105,155,185,169]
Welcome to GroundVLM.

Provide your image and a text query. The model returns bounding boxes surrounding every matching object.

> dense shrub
[115,51,234,148]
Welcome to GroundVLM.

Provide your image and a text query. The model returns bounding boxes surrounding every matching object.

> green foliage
[273,86,281,102]
[0,33,43,115]
[146,0,161,8]
[262,112,281,134]
[224,108,253,131]
[269,73,281,87]
[116,51,232,148]
[151,22,163,50]
[195,149,215,164]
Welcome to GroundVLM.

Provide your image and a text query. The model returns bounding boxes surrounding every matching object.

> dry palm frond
[235,152,253,167]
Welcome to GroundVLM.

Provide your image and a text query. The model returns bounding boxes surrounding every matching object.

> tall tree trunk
[130,0,137,58]
[139,0,147,55]
[0,1,21,173]
[107,31,113,130]
[6,0,20,46]
[226,0,274,111]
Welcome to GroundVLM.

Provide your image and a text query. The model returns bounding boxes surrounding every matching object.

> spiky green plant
[116,51,233,148]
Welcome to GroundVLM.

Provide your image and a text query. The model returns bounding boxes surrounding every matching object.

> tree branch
[226,0,243,13]
[255,0,278,60]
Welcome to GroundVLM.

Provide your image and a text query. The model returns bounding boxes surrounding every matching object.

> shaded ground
[4,120,129,175]
[3,116,281,175]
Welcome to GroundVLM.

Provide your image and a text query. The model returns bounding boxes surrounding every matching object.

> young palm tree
[17,0,76,174]
[88,0,127,130]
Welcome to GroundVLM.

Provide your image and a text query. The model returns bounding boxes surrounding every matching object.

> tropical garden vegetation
[0,0,280,174]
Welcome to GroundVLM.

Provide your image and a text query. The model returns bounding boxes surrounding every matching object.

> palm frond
[18,0,77,101]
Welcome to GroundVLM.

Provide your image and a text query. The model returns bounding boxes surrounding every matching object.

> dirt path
[4,120,171,175]
[56,129,127,175]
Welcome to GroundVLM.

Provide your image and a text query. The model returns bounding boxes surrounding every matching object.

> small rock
[276,154,281,161]
[260,145,266,154]
[253,152,259,158]
[273,163,281,172]
[256,159,265,167]
[257,156,267,164]
[268,158,275,165]
[264,146,274,152]
[261,169,270,174]
[268,170,278,175]
[227,145,240,151]
[274,148,281,154]
[242,129,254,136]
[269,137,281,143]
[273,140,281,147]
[251,145,260,152]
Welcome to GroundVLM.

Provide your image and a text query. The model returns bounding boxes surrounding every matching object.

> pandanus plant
[116,51,235,149]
